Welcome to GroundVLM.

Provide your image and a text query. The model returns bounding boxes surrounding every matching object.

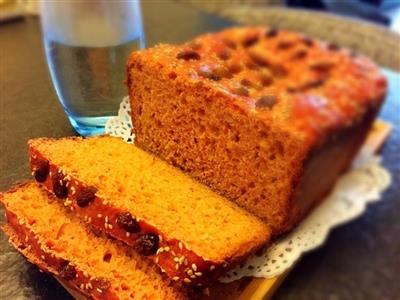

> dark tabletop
[0,1,399,300]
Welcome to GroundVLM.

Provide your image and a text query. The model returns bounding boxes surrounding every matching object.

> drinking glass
[40,0,145,136]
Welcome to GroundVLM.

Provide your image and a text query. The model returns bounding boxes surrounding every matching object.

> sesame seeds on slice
[187,269,193,276]
[210,265,215,271]
[172,276,180,281]
[191,263,197,271]
[96,288,103,293]
[183,278,191,284]
[195,272,203,277]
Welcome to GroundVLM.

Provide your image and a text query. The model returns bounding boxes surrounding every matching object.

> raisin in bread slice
[28,136,271,286]
[0,182,190,300]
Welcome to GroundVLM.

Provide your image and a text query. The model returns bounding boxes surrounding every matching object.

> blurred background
[2,0,400,32]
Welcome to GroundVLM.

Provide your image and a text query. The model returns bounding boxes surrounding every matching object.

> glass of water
[40,0,145,136]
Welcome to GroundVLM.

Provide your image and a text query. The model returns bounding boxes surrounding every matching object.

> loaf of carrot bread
[28,136,271,286]
[127,27,387,234]
[1,182,189,300]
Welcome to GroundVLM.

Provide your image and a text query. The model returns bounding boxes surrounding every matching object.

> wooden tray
[57,120,392,300]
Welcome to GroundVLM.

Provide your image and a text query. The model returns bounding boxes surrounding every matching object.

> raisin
[94,277,111,291]
[327,43,340,51]
[213,65,233,79]
[233,86,250,97]
[52,173,68,199]
[227,62,243,74]
[303,79,325,89]
[76,186,97,207]
[256,95,277,109]
[265,28,278,38]
[248,52,269,67]
[277,40,294,50]
[197,65,221,81]
[33,158,49,183]
[242,35,259,48]
[291,49,307,60]
[260,72,274,86]
[271,65,288,77]
[176,49,200,61]
[301,37,314,47]
[223,39,237,49]
[240,78,254,88]
[217,49,231,60]
[310,61,335,72]
[134,233,159,256]
[116,212,140,233]
[59,261,76,280]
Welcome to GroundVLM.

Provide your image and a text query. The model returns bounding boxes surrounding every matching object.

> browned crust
[27,142,258,286]
[0,207,118,300]
[283,99,385,233]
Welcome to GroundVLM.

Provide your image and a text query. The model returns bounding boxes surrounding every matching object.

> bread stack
[1,27,386,299]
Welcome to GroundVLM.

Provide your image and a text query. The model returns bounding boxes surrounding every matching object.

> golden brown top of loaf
[128,26,387,146]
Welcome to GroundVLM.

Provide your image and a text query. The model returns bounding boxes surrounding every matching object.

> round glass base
[68,115,114,136]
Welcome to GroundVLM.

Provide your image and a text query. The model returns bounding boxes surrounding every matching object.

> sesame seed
[108,224,113,230]
[183,278,191,284]
[155,257,159,263]
[161,268,166,273]
[31,171,35,176]
[104,223,108,229]
[164,246,170,252]
[41,255,45,260]
[70,207,74,211]
[184,258,188,266]
[195,272,202,277]
[80,283,85,289]
[187,270,193,276]
[19,219,25,225]
[70,187,76,192]
[97,214,102,218]
[175,264,179,270]
[172,276,180,281]
[83,271,89,277]
[171,250,176,256]
[210,265,215,271]
[192,264,197,271]
[71,190,76,195]
[126,232,131,237]
[102,200,109,205]
[49,171,53,176]
[105,216,109,223]
[74,181,79,185]
[174,257,179,262]
[190,275,196,279]
[32,154,37,159]
[25,236,29,242]
[96,288,103,293]
[156,248,164,254]
[178,242,183,250]
[87,282,93,289]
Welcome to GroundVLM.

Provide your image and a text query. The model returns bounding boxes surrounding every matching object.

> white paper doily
[105,97,391,281]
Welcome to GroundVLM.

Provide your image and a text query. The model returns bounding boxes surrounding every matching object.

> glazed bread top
[128,26,387,147]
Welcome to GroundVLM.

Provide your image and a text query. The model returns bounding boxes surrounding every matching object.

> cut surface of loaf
[0,182,189,300]
[127,26,387,234]
[28,136,271,285]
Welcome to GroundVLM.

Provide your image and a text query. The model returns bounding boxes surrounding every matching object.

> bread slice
[28,136,271,286]
[0,182,189,300]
